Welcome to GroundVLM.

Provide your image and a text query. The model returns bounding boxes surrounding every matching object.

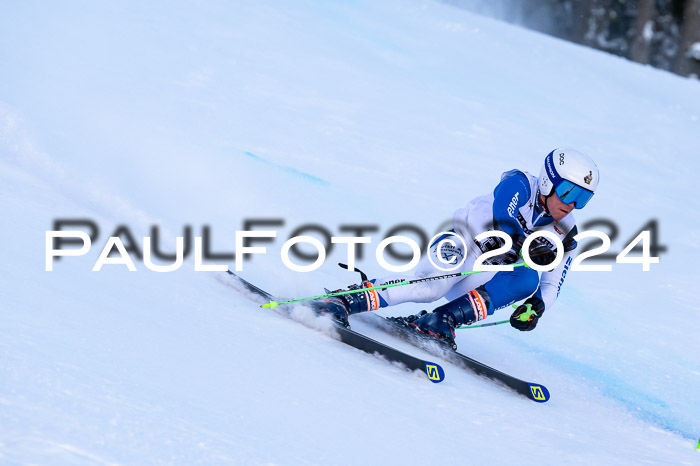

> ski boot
[392,287,491,350]
[313,282,380,328]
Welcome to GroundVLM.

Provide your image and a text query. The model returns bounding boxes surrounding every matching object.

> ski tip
[424,361,446,383]
[262,301,279,308]
[527,383,550,403]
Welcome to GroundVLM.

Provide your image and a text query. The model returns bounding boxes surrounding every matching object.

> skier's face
[543,193,575,221]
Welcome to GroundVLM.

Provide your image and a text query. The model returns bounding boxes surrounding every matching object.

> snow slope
[1,0,699,464]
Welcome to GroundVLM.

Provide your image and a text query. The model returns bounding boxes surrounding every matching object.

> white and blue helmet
[539,148,599,209]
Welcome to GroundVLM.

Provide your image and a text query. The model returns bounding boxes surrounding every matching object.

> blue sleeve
[492,171,531,240]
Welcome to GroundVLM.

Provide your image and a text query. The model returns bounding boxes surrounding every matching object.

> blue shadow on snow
[243,152,329,186]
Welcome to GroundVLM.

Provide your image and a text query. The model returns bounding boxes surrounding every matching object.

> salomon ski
[368,314,550,402]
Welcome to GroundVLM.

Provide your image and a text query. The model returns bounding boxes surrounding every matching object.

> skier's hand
[526,243,557,267]
[510,297,545,331]
[513,236,556,268]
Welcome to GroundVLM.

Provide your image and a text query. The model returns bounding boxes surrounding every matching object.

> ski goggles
[554,180,594,209]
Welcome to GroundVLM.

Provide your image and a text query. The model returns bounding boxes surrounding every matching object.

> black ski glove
[510,297,545,331]
[512,236,557,267]
[527,243,557,267]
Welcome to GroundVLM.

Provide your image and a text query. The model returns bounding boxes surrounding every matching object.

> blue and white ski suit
[372,169,579,319]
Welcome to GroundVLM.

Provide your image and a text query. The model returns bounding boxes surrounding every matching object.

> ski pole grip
[518,304,536,322]
[512,303,536,322]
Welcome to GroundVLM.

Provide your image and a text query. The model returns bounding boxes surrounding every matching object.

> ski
[365,314,550,403]
[221,270,446,384]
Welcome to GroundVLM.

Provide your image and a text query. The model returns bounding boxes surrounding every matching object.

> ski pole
[457,320,509,329]
[261,262,529,308]
[457,304,534,330]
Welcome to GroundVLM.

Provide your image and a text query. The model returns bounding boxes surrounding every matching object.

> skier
[320,148,599,347]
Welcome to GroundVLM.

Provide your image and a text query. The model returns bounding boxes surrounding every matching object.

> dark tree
[445,0,700,79]
[674,0,700,76]
[630,0,656,64]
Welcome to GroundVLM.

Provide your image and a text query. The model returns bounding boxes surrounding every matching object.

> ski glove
[526,243,557,267]
[513,236,557,268]
[510,297,545,331]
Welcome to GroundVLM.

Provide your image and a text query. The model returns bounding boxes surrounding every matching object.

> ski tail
[221,270,446,384]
